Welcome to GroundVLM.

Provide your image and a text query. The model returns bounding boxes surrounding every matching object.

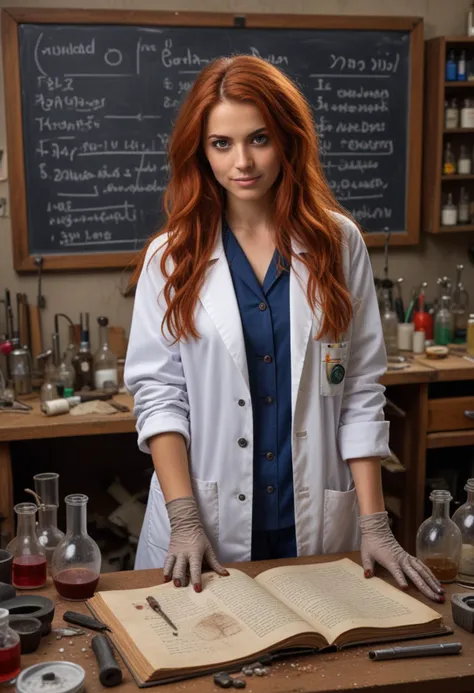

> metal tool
[34,257,46,309]
[146,595,178,632]
[5,290,14,339]
[451,593,474,632]
[394,278,405,323]
[383,230,391,280]
[63,610,111,632]
[369,642,462,661]
[91,634,123,687]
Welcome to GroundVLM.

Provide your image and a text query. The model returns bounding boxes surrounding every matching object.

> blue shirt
[223,221,295,531]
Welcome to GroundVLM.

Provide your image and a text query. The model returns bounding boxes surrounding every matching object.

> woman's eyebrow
[207,126,267,140]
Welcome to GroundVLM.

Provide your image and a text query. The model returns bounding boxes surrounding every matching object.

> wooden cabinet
[423,36,474,234]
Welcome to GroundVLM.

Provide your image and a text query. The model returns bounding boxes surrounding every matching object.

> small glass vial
[380,283,398,357]
[458,49,467,80]
[72,313,94,391]
[461,97,474,128]
[33,473,65,567]
[458,145,472,174]
[441,192,457,226]
[51,494,101,601]
[416,489,462,582]
[443,142,456,174]
[452,479,474,584]
[444,98,459,129]
[446,49,457,81]
[7,503,47,589]
[458,186,470,222]
[434,296,453,345]
[93,317,118,390]
[0,608,21,684]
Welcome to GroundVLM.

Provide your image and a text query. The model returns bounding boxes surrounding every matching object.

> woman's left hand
[358,511,445,603]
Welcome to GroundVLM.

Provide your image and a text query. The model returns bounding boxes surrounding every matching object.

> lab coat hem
[137,414,190,454]
[338,421,390,461]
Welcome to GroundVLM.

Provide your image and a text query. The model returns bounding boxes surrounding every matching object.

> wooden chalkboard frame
[2,9,423,272]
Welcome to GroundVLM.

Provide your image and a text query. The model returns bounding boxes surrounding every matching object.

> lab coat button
[266,486,274,494]
[265,452,274,460]
[265,396,274,404]
[238,399,245,407]
[258,302,267,311]
[238,438,248,448]
[238,494,246,501]
[263,355,272,364]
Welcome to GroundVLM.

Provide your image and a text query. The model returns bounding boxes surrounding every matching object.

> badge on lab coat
[320,342,349,396]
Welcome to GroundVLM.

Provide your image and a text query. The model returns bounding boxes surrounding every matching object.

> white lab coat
[125,212,390,569]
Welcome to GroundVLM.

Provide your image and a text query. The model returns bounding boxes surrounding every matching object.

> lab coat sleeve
[337,218,390,461]
[124,238,190,454]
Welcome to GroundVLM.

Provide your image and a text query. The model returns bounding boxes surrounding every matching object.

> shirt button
[263,355,273,364]
[265,452,275,460]
[238,399,245,407]
[267,486,274,494]
[238,438,248,448]
[238,494,246,501]
[258,302,267,311]
[265,396,274,404]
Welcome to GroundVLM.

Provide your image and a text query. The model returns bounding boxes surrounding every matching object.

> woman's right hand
[164,496,229,592]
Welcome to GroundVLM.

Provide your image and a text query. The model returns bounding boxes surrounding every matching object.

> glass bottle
[458,145,472,174]
[93,317,118,390]
[452,264,470,343]
[6,503,47,589]
[441,192,457,226]
[51,494,101,601]
[446,49,457,81]
[33,473,65,567]
[380,283,398,356]
[416,489,462,582]
[434,296,453,345]
[458,186,470,222]
[72,313,93,391]
[444,98,459,129]
[452,479,474,585]
[443,142,456,174]
[0,608,21,683]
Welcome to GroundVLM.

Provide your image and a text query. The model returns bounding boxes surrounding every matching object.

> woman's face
[204,100,281,203]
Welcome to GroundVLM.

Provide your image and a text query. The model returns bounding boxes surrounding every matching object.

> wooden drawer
[427,397,474,432]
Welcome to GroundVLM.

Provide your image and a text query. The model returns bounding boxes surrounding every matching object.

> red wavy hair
[134,55,354,341]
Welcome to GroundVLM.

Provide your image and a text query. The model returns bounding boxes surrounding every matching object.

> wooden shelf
[427,429,474,449]
[438,224,474,231]
[441,174,474,180]
[445,81,474,87]
[444,128,474,133]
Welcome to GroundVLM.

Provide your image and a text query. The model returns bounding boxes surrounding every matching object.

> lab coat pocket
[191,477,220,545]
[320,341,349,397]
[322,486,360,554]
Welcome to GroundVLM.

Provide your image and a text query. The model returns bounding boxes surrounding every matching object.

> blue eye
[253,134,268,145]
[211,140,229,149]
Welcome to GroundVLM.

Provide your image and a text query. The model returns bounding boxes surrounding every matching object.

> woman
[125,55,444,603]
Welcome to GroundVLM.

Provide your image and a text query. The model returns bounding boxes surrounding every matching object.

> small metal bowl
[8,615,42,653]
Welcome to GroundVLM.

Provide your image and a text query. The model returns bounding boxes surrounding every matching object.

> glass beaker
[33,473,65,567]
[0,608,21,683]
[416,490,462,582]
[51,494,101,601]
[452,479,474,585]
[6,504,47,589]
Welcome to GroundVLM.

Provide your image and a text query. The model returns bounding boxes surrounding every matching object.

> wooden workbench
[20,552,474,693]
[1,354,473,548]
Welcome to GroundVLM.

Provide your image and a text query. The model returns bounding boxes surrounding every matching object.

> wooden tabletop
[19,553,474,693]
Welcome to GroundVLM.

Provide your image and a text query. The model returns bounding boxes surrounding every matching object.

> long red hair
[134,55,354,341]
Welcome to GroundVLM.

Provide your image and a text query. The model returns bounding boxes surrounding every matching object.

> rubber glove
[359,511,445,603]
[164,496,229,592]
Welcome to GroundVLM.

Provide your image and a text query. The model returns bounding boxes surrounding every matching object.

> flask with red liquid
[7,503,47,589]
[0,608,21,683]
[51,494,101,601]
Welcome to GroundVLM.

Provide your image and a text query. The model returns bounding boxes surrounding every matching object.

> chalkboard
[2,10,423,271]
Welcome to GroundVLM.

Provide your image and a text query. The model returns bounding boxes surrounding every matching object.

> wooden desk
[0,394,135,539]
[19,553,474,693]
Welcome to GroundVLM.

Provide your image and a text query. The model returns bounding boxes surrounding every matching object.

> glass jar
[416,490,462,583]
[0,608,21,683]
[93,317,118,390]
[33,473,65,567]
[452,479,474,585]
[51,494,101,601]
[380,285,398,357]
[6,503,47,589]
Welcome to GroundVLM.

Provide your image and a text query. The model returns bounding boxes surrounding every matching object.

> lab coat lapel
[199,228,250,393]
[290,244,321,420]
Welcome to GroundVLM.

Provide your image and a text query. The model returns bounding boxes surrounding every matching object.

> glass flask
[7,503,47,589]
[93,316,118,390]
[0,608,21,683]
[452,478,474,585]
[380,284,398,356]
[416,490,462,582]
[51,494,101,601]
[33,473,65,567]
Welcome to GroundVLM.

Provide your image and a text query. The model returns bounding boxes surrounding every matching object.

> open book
[88,558,445,686]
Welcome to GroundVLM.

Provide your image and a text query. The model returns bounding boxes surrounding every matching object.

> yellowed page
[95,568,316,671]
[255,558,441,644]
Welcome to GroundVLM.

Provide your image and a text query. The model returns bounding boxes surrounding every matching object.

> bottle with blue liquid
[446,50,457,82]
